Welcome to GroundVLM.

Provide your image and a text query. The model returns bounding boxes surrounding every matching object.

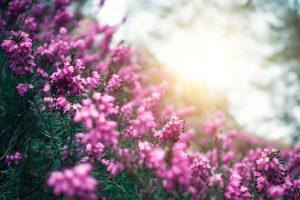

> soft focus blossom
[47,164,97,200]
[5,152,22,166]
[105,74,122,92]
[155,115,184,143]
[16,83,33,96]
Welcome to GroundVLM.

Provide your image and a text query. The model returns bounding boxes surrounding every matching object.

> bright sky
[84,0,292,141]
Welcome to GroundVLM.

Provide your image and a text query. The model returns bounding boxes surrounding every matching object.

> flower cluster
[1,31,35,76]
[74,92,119,147]
[16,83,33,96]
[105,74,122,92]
[47,164,97,200]
[7,0,31,20]
[155,115,184,143]
[2,1,300,200]
[49,57,87,95]
[255,148,287,193]
[5,152,22,166]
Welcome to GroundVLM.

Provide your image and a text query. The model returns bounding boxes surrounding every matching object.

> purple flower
[111,44,132,65]
[74,92,119,147]
[7,0,31,20]
[225,168,251,200]
[16,83,33,96]
[155,115,184,143]
[47,164,97,200]
[255,148,287,187]
[105,74,122,92]
[5,152,22,166]
[1,31,36,76]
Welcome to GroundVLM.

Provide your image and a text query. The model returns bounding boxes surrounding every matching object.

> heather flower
[287,151,300,176]
[43,84,51,93]
[124,106,156,138]
[74,92,119,147]
[142,92,162,112]
[50,57,86,95]
[234,161,252,187]
[190,155,211,181]
[86,142,105,164]
[101,159,125,177]
[209,174,224,188]
[99,25,116,54]
[24,16,37,34]
[155,115,184,143]
[267,186,285,200]
[82,22,101,50]
[36,28,83,64]
[5,152,22,166]
[7,0,31,19]
[16,83,33,96]
[99,0,106,7]
[47,164,97,200]
[53,0,72,8]
[54,9,72,28]
[120,102,134,119]
[105,74,122,92]
[202,112,225,135]
[118,64,143,90]
[1,31,36,76]
[95,60,109,74]
[225,168,251,200]
[290,179,300,199]
[36,68,49,78]
[55,97,71,112]
[138,141,166,169]
[189,154,212,196]
[160,142,192,190]
[111,44,132,65]
[139,141,193,191]
[86,71,101,89]
[255,148,287,190]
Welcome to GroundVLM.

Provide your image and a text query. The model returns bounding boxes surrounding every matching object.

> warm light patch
[153,27,247,90]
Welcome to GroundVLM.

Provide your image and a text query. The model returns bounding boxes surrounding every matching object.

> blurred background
[83,0,300,143]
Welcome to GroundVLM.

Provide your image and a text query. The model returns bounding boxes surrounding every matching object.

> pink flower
[202,112,225,135]
[155,115,184,143]
[124,106,156,138]
[16,83,33,96]
[86,71,101,89]
[74,92,119,147]
[105,74,122,92]
[225,168,251,200]
[1,31,36,76]
[7,0,31,19]
[267,186,285,200]
[43,84,51,93]
[47,164,97,200]
[5,152,22,166]
[111,44,132,65]
[50,57,86,95]
[55,97,71,112]
[255,148,287,192]
[36,68,49,78]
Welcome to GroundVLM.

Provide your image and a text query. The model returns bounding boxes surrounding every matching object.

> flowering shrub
[0,1,300,199]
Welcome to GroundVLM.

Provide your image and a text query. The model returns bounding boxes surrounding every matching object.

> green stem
[33,97,63,165]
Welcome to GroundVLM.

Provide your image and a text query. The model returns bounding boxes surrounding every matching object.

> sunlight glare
[154,27,245,90]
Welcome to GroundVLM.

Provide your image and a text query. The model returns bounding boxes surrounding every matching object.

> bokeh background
[82,0,300,143]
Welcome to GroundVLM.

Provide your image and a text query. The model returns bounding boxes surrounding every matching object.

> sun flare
[154,27,247,90]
